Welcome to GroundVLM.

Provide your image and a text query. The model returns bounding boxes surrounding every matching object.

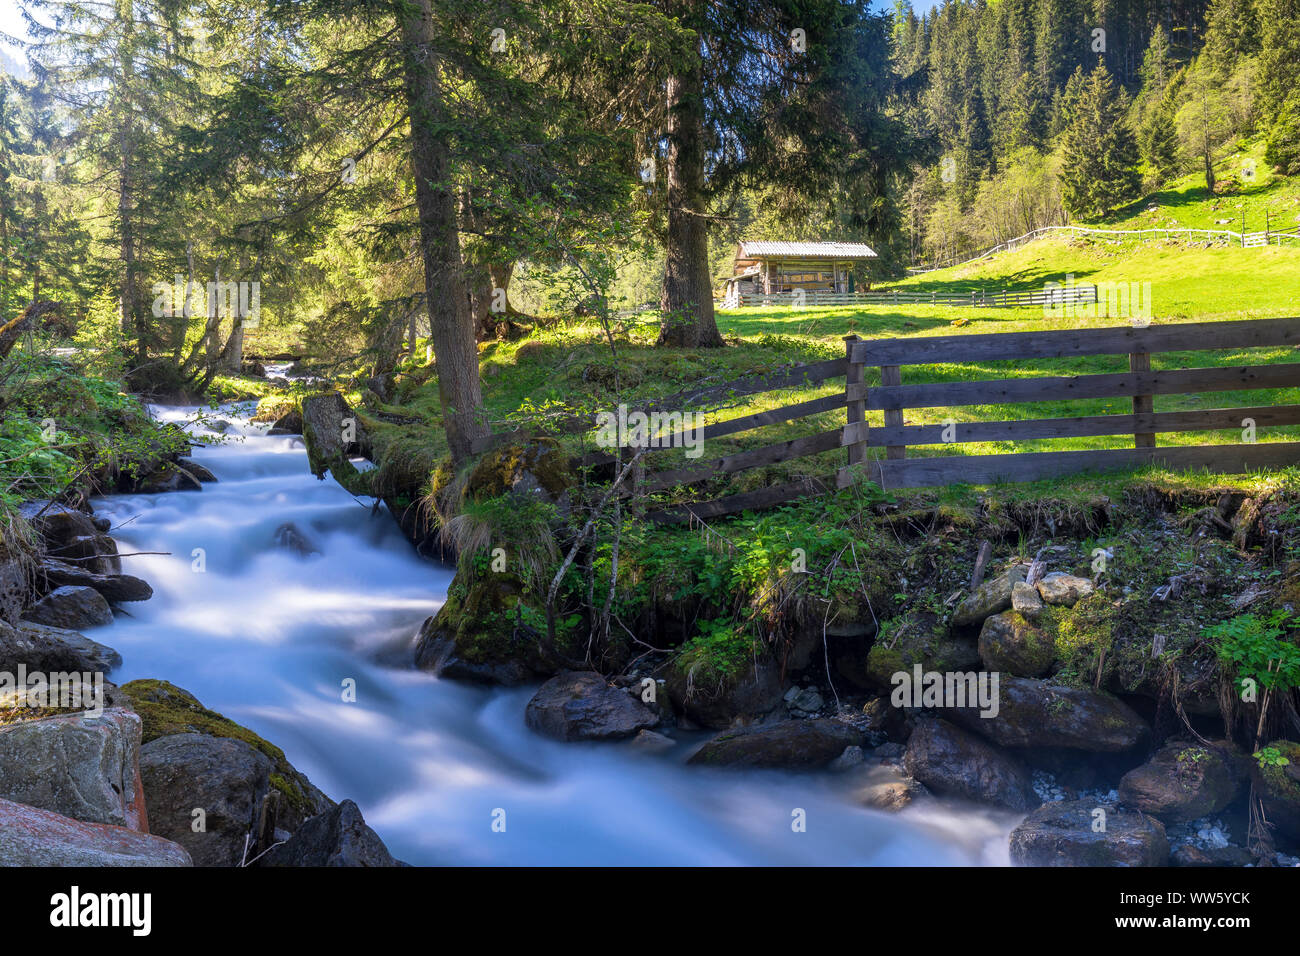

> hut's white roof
[737,241,877,259]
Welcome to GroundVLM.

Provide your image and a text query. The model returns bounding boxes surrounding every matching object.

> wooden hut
[723,241,877,306]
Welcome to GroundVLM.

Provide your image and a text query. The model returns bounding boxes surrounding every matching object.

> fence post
[1130,351,1155,448]
[844,335,866,469]
[881,361,906,460]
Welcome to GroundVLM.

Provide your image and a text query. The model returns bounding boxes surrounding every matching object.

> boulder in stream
[1010,799,1170,866]
[526,671,659,742]
[687,719,865,769]
[22,585,114,630]
[1117,741,1243,823]
[260,799,403,867]
[138,733,276,867]
[0,797,191,866]
[903,718,1037,811]
[0,707,147,830]
[950,677,1150,753]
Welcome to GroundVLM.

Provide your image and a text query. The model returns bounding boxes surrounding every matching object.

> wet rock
[688,718,865,769]
[273,523,320,558]
[951,677,1150,753]
[1251,739,1300,843]
[1171,844,1254,867]
[260,799,402,867]
[0,620,121,673]
[18,501,98,550]
[953,567,1025,628]
[268,409,303,436]
[1011,581,1044,619]
[139,733,275,867]
[0,707,147,830]
[978,611,1055,677]
[664,655,785,731]
[786,686,824,713]
[414,582,543,687]
[829,745,866,772]
[859,777,929,812]
[629,729,676,754]
[0,797,191,866]
[121,679,333,835]
[1118,741,1242,823]
[22,585,113,630]
[1036,572,1095,607]
[1010,799,1170,866]
[864,611,981,690]
[525,671,659,742]
[134,463,203,494]
[38,558,153,603]
[0,558,26,627]
[903,718,1036,811]
[176,458,217,482]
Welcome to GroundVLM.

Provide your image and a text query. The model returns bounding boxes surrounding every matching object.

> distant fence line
[728,284,1099,310]
[908,224,1300,274]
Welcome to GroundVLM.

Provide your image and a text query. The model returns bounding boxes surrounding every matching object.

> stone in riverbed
[1117,741,1242,824]
[0,707,147,830]
[687,718,865,769]
[138,733,276,867]
[0,620,121,673]
[902,718,1036,811]
[952,567,1026,628]
[525,671,659,742]
[39,558,153,603]
[978,611,1055,677]
[0,797,191,866]
[1036,572,1095,607]
[260,799,402,867]
[663,654,785,730]
[629,729,676,754]
[22,585,113,630]
[1171,844,1255,867]
[1010,799,1170,866]
[950,677,1150,753]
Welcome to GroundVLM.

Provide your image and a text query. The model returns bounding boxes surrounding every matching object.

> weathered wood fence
[473,317,1300,524]
[731,284,1098,310]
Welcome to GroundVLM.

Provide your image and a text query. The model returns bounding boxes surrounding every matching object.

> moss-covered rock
[1253,739,1300,843]
[413,573,548,685]
[464,438,570,504]
[978,610,1056,677]
[864,612,980,691]
[119,679,331,830]
[662,625,784,730]
[1117,741,1244,823]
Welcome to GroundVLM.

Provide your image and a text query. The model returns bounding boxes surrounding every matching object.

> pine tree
[1057,61,1141,219]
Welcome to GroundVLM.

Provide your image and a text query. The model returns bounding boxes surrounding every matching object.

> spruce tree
[1058,61,1141,219]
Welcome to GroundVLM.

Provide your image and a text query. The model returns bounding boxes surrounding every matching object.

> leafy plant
[1204,610,1300,692]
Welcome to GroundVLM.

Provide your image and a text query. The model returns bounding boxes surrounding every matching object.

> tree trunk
[657,51,723,349]
[469,261,517,340]
[118,0,142,360]
[399,0,488,462]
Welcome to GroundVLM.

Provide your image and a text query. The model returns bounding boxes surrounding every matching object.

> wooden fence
[471,317,1300,523]
[909,224,1300,274]
[731,284,1098,310]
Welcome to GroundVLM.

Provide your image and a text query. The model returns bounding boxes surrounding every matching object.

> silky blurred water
[90,402,1018,865]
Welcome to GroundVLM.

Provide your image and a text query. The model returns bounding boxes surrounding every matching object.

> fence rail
[909,224,1300,274]
[470,317,1300,523]
[730,284,1098,310]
